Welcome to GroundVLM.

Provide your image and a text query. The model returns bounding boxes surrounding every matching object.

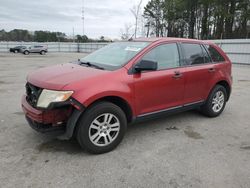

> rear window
[205,45,225,62]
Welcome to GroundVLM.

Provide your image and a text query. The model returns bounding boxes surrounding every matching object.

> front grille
[26,83,42,108]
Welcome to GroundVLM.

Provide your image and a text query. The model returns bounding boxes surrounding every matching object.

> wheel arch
[215,80,231,101]
[60,95,134,140]
[207,80,231,101]
[87,96,134,123]
[206,80,231,101]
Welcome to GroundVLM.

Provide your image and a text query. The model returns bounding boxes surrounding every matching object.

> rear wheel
[40,50,46,55]
[24,50,29,55]
[76,102,127,154]
[201,85,227,117]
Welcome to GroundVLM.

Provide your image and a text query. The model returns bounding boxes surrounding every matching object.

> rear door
[34,46,41,52]
[29,46,36,52]
[133,43,185,115]
[180,43,215,104]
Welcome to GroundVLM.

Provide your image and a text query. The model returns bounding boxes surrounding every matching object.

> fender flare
[57,108,85,140]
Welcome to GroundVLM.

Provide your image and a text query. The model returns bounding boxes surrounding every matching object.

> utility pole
[72,27,75,42]
[82,0,85,36]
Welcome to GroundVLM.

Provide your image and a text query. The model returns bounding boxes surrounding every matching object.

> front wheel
[76,102,127,154]
[23,50,29,55]
[201,85,227,117]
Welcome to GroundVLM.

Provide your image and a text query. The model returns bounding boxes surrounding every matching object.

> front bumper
[21,95,72,133]
[25,116,65,133]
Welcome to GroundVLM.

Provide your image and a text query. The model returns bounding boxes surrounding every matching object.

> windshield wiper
[78,60,104,70]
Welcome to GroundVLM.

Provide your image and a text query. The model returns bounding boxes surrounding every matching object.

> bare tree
[138,13,146,37]
[120,23,133,40]
[130,0,143,38]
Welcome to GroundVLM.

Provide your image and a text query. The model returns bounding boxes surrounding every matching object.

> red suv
[22,38,232,154]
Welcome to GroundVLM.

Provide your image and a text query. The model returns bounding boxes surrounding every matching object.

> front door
[133,43,185,116]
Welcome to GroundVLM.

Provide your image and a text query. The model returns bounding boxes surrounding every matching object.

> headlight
[37,89,73,108]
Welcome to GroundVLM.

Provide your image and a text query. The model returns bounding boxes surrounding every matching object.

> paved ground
[0,53,250,188]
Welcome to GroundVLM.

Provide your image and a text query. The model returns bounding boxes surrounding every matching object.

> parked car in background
[21,45,48,55]
[22,37,232,154]
[9,46,26,53]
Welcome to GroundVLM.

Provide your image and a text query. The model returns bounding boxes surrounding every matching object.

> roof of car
[133,37,209,44]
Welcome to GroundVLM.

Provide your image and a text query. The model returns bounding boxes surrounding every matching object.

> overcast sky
[0,0,149,39]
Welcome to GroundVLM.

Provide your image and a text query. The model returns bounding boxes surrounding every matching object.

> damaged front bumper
[21,95,84,138]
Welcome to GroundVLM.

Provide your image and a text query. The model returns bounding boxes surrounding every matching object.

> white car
[21,45,48,55]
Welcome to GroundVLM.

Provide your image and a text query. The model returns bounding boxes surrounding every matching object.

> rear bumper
[21,95,72,133]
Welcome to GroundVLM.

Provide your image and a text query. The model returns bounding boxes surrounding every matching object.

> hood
[27,63,109,90]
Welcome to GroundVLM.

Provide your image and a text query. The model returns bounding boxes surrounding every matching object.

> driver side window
[141,43,180,70]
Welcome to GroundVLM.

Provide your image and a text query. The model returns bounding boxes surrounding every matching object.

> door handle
[172,71,182,79]
[208,67,216,73]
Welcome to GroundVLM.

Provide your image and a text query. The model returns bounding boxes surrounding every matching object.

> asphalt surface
[0,53,250,188]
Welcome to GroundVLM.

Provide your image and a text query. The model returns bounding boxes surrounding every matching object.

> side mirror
[134,60,157,73]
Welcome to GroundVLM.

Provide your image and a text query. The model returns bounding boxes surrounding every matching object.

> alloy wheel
[89,113,120,146]
[212,91,225,113]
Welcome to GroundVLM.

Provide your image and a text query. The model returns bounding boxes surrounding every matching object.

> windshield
[80,42,150,70]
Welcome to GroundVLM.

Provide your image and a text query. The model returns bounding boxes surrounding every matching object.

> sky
[0,0,149,39]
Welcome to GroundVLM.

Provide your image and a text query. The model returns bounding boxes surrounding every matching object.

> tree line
[0,29,111,42]
[143,0,250,39]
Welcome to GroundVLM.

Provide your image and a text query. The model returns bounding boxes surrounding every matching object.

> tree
[163,0,187,37]
[120,23,133,40]
[0,29,108,42]
[130,0,143,38]
[100,36,105,41]
[142,0,250,39]
[143,0,165,37]
[224,0,237,39]
[200,0,210,39]
[76,35,89,42]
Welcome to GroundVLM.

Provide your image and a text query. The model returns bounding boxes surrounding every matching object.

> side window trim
[177,42,186,66]
[201,44,213,64]
[202,44,214,63]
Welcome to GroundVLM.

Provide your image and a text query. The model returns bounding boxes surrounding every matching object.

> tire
[24,51,29,55]
[14,50,18,53]
[40,50,45,55]
[201,85,227,117]
[76,101,127,154]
